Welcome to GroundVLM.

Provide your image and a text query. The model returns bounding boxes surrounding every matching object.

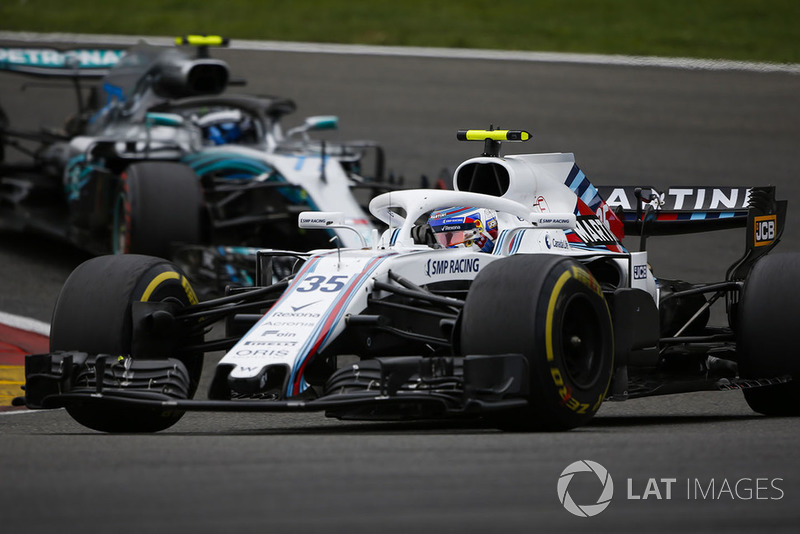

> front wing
[19,351,530,419]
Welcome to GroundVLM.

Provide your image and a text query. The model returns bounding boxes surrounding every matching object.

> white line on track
[1,31,799,75]
[0,408,53,416]
[0,311,50,336]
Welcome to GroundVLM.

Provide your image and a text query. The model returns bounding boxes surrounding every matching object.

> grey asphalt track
[1,40,799,533]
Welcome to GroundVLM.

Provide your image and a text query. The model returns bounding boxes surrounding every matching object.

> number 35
[296,275,349,293]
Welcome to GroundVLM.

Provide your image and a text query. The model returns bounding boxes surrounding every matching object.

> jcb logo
[754,215,777,247]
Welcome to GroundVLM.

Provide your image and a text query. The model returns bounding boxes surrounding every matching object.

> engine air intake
[455,162,510,197]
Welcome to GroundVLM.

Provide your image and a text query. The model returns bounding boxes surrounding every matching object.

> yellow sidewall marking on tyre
[546,270,572,362]
[545,264,612,415]
[140,271,180,302]
[181,276,199,305]
[141,271,199,305]
[571,265,602,296]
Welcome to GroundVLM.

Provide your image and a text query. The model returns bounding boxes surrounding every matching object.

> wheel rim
[560,294,604,389]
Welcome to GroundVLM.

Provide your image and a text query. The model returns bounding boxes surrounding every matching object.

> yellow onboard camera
[457,128,531,156]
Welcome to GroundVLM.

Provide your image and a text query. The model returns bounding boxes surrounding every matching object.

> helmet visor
[431,221,478,248]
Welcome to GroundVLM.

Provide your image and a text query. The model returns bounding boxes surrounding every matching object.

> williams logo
[558,460,614,517]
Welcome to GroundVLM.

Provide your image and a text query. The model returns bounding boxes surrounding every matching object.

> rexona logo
[557,460,614,517]
[754,215,777,247]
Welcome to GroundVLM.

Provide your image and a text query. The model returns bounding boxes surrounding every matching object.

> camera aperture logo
[557,460,614,517]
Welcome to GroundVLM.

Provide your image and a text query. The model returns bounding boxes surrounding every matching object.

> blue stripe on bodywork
[286,253,397,395]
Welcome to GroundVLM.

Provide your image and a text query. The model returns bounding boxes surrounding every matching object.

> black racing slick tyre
[50,254,203,433]
[737,252,800,416]
[113,162,203,258]
[460,255,614,431]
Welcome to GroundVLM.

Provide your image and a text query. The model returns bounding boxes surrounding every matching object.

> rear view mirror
[145,112,185,127]
[304,115,338,132]
[287,115,338,138]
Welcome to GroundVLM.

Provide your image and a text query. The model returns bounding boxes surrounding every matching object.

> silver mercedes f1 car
[1,37,387,270]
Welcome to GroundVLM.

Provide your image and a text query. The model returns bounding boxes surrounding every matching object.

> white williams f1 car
[18,129,799,432]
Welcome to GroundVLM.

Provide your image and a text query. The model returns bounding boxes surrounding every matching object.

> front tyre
[737,252,800,416]
[460,255,614,430]
[50,254,203,432]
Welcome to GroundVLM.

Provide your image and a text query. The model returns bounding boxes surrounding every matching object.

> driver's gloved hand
[411,223,437,246]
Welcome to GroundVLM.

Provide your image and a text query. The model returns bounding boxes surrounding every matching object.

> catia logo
[557,460,614,517]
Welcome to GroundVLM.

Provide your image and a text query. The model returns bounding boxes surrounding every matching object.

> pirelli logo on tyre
[571,266,602,297]
[754,215,777,247]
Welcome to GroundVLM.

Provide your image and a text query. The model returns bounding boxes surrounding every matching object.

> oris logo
[557,460,614,517]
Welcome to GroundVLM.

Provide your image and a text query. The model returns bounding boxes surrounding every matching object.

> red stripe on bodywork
[290,255,390,395]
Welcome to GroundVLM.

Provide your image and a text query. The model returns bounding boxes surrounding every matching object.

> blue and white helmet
[427,207,499,253]
[197,109,254,145]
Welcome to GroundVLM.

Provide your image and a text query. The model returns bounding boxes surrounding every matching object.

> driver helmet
[197,109,253,145]
[205,122,244,145]
[427,207,498,253]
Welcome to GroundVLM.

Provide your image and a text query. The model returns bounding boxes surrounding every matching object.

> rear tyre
[460,255,614,430]
[113,162,203,258]
[50,254,203,432]
[737,252,800,416]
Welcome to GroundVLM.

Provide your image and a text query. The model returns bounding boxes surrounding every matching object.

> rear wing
[596,185,752,236]
[598,185,787,278]
[0,46,125,78]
